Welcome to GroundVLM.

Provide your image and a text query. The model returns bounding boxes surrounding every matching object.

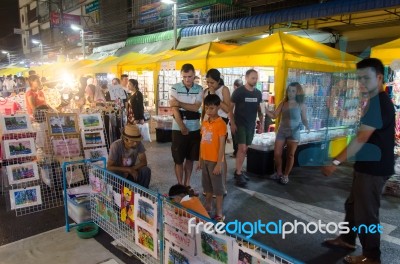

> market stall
[209,32,360,174]
[119,50,181,115]
[156,42,238,115]
[0,67,28,76]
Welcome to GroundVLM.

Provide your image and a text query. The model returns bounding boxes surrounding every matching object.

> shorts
[276,127,300,142]
[235,126,255,145]
[202,160,225,196]
[171,130,201,164]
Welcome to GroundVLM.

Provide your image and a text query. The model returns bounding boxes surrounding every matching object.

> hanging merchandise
[209,32,360,172]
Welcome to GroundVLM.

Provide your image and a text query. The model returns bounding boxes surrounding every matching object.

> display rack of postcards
[86,163,160,264]
[157,69,201,115]
[1,113,46,216]
[217,67,275,101]
[286,69,360,132]
[78,111,109,167]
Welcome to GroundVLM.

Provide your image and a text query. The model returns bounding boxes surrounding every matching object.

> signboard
[140,2,162,24]
[50,12,81,28]
[178,6,210,27]
[85,0,99,14]
[14,28,25,35]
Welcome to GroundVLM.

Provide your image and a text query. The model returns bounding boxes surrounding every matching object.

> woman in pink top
[25,75,47,118]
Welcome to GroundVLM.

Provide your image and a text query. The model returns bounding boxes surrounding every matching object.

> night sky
[0,0,22,65]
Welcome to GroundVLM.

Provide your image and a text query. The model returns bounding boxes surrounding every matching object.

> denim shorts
[276,127,300,142]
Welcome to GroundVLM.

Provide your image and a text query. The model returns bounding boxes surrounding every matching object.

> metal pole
[81,29,85,59]
[173,3,177,49]
[40,44,43,62]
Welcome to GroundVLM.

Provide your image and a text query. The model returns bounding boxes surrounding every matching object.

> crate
[247,147,275,176]
[155,128,172,143]
[67,197,91,224]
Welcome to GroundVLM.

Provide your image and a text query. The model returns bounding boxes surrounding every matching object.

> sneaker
[279,176,289,185]
[234,172,247,187]
[213,215,225,222]
[270,173,281,180]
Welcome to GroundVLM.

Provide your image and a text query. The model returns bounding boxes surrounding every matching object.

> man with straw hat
[107,124,151,188]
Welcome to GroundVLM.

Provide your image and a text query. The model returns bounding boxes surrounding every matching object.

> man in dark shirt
[322,58,394,264]
[229,69,263,187]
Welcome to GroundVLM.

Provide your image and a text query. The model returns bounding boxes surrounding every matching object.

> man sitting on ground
[107,124,151,188]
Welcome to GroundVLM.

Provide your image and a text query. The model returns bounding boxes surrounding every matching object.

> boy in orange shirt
[198,94,227,221]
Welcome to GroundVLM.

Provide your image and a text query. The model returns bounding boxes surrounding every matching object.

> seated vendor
[107,124,151,188]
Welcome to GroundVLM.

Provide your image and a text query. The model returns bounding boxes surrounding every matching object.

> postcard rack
[1,109,113,217]
[65,161,300,264]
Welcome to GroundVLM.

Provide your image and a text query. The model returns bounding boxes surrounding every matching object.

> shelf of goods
[248,127,356,176]
[157,69,201,115]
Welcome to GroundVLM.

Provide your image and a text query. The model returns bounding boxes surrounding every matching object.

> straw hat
[122,124,142,141]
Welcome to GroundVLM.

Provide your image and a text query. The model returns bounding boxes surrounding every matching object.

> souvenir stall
[209,32,360,175]
[119,50,182,139]
[149,43,237,142]
[0,67,28,76]
[371,39,400,197]
[156,42,238,115]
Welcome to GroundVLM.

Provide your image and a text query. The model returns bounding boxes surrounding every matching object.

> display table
[152,115,173,143]
[246,127,353,177]
[155,128,172,143]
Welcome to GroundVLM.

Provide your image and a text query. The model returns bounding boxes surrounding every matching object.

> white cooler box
[66,185,92,224]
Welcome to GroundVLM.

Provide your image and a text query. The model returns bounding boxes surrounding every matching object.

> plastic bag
[138,123,151,142]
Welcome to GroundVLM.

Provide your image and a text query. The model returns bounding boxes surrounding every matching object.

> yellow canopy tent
[120,50,182,72]
[0,67,29,76]
[158,42,238,74]
[208,31,359,105]
[77,56,118,75]
[82,53,151,76]
[370,38,400,65]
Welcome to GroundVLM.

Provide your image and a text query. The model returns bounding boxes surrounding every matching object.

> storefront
[209,32,360,173]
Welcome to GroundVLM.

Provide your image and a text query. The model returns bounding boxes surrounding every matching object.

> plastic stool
[268,124,275,132]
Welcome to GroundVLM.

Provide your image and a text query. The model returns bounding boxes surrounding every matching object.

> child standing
[198,94,227,221]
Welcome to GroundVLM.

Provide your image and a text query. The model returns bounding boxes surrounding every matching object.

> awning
[115,29,181,56]
[77,56,118,75]
[208,31,359,71]
[181,0,400,37]
[158,42,238,73]
[120,50,182,72]
[115,39,175,56]
[370,38,400,65]
[93,52,151,75]
[93,41,125,53]
[0,67,29,76]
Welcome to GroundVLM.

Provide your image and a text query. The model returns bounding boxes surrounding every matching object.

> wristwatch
[332,159,341,166]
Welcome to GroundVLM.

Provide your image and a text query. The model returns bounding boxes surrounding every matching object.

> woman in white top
[202,69,231,193]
